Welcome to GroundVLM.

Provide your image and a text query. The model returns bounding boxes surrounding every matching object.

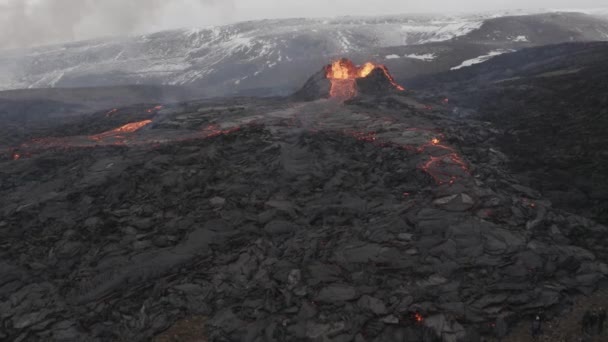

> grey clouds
[0,0,605,49]
[0,0,235,49]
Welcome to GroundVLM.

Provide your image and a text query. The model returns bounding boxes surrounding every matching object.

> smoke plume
[0,0,234,49]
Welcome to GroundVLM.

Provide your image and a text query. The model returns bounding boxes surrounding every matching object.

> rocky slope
[409,41,608,226]
[1,77,608,341]
[1,11,608,97]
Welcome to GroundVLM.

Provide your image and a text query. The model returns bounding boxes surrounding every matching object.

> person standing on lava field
[531,315,542,341]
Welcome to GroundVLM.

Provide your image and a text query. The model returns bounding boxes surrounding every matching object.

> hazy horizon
[0,0,606,49]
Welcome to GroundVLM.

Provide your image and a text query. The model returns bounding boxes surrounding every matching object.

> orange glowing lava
[376,65,405,92]
[12,152,21,160]
[414,312,424,324]
[325,58,404,99]
[414,137,470,185]
[90,120,153,141]
[109,120,152,134]
[357,62,376,78]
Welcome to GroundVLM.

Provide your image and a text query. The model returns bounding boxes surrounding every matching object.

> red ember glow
[337,128,468,186]
[201,124,241,138]
[420,153,469,185]
[345,130,378,142]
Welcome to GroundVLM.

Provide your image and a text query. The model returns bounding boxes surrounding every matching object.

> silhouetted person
[531,315,542,340]
[599,307,606,334]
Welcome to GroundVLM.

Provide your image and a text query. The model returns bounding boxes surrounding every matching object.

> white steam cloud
[0,0,235,49]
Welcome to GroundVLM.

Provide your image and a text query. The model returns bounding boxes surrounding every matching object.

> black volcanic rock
[1,81,608,341]
[356,67,401,95]
[411,41,608,225]
[292,67,331,101]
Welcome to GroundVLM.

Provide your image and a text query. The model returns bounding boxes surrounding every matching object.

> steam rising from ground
[0,0,234,49]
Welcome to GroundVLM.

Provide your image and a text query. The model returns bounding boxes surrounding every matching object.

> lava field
[1,61,608,342]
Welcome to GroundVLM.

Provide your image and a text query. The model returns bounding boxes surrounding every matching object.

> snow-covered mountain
[1,11,608,97]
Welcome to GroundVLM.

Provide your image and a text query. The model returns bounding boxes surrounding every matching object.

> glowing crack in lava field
[6,104,469,187]
[325,58,405,99]
[338,128,470,185]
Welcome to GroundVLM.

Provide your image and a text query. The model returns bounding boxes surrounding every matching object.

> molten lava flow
[329,79,358,99]
[108,120,152,134]
[325,59,358,98]
[327,126,468,186]
[376,65,405,91]
[414,137,469,185]
[90,120,153,141]
[325,58,404,99]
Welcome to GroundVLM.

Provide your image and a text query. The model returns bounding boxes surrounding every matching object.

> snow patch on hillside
[420,21,484,43]
[404,53,436,61]
[0,14,491,91]
[512,35,529,42]
[0,11,602,91]
[451,49,514,70]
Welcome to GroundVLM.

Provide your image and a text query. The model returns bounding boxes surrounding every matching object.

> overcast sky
[0,0,605,49]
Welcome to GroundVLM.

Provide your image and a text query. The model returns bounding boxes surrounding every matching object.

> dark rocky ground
[2,81,608,342]
[410,41,608,226]
[0,85,210,147]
